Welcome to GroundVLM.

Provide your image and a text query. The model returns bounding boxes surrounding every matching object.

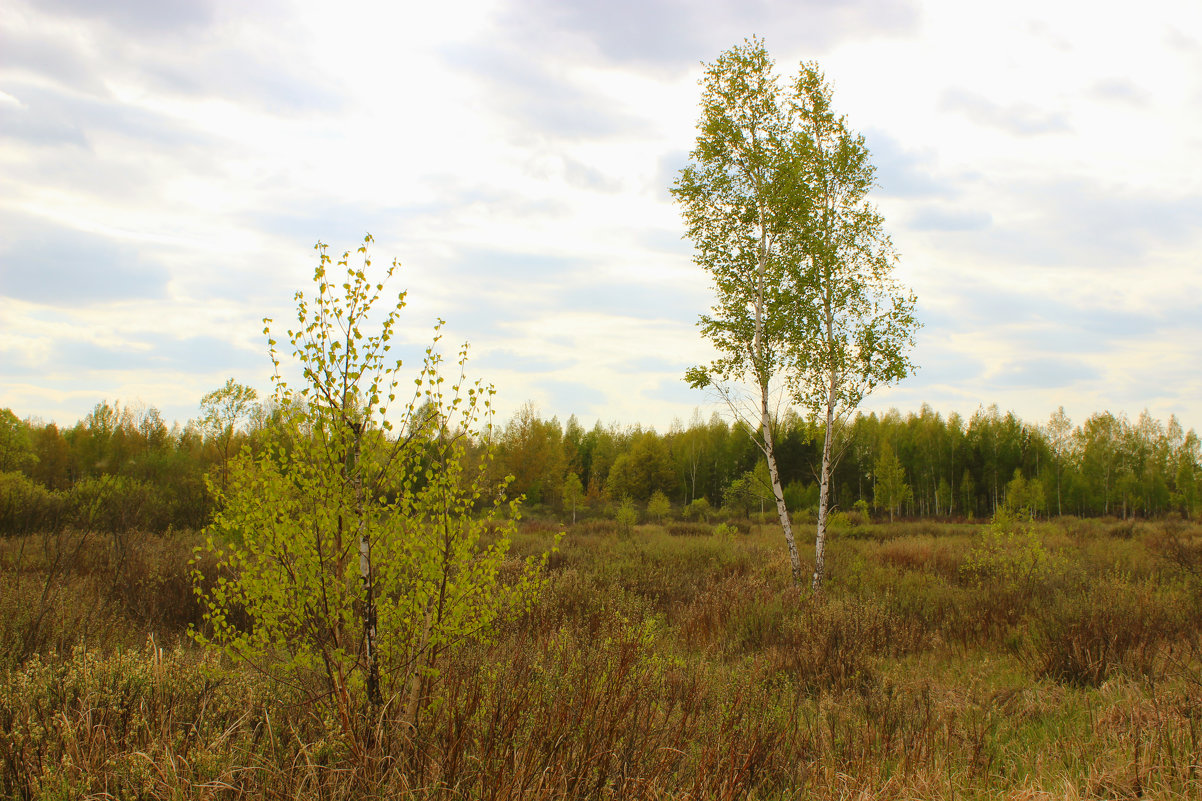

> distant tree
[561,471,584,524]
[873,442,911,523]
[0,409,35,473]
[934,477,952,517]
[1003,469,1045,520]
[960,469,977,519]
[686,496,713,522]
[1045,406,1072,517]
[498,402,565,505]
[646,489,671,522]
[615,496,638,539]
[200,378,260,495]
[605,431,673,501]
[30,423,71,490]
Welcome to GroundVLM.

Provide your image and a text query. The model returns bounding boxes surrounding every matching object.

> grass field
[3,515,1202,799]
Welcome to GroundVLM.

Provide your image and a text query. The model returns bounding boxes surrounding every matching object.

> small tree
[0,409,35,473]
[686,496,713,522]
[873,441,912,523]
[561,471,584,524]
[646,489,671,523]
[615,496,638,539]
[192,237,551,746]
[199,378,259,495]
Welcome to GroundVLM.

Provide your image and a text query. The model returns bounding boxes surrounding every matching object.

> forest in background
[2,394,1199,538]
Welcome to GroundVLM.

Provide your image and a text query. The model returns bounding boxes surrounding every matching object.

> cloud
[0,29,111,96]
[939,88,1071,135]
[933,278,1164,349]
[0,218,170,306]
[34,0,218,36]
[986,179,1202,268]
[908,205,991,231]
[1089,78,1150,106]
[989,356,1101,390]
[501,0,920,68]
[442,43,648,141]
[0,80,215,150]
[128,38,346,116]
[0,90,90,148]
[864,130,956,198]
[563,158,624,193]
[475,348,575,374]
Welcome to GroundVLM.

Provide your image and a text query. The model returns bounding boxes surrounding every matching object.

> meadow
[3,513,1202,800]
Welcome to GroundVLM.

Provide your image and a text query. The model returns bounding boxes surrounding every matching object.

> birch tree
[786,64,919,590]
[192,237,550,746]
[675,38,807,584]
[675,39,918,589]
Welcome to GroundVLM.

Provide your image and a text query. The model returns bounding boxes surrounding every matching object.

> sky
[2,0,1201,435]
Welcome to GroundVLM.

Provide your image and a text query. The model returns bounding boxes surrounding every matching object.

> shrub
[1027,573,1192,685]
[616,497,639,539]
[685,497,712,522]
[959,511,1062,593]
[0,471,64,536]
[647,490,672,522]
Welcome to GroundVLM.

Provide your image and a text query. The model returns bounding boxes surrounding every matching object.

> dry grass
[3,518,1202,798]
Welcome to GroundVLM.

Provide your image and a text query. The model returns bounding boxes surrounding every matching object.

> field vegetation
[3,510,1202,799]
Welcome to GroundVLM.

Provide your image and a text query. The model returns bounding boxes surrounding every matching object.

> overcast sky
[2,0,1201,434]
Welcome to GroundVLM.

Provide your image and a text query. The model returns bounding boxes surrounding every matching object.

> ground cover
[2,516,1201,799]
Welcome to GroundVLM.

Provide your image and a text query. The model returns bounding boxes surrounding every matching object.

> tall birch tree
[675,39,807,585]
[676,39,918,590]
[786,64,919,590]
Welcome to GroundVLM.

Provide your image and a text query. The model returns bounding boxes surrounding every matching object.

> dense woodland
[2,394,1199,537]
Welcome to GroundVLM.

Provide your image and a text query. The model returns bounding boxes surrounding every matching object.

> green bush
[0,471,64,536]
[69,474,166,534]
[615,497,639,539]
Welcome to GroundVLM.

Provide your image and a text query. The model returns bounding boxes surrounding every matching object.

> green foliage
[1003,468,1045,519]
[615,496,638,539]
[191,237,553,740]
[199,378,259,495]
[712,521,738,539]
[561,471,584,523]
[70,474,162,534]
[646,489,671,522]
[498,402,566,505]
[960,510,1062,593]
[874,441,912,522]
[685,496,712,522]
[673,38,808,582]
[0,470,63,536]
[674,38,919,589]
[0,409,35,473]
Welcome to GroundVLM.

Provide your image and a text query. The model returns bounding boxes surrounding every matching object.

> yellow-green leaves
[192,234,553,743]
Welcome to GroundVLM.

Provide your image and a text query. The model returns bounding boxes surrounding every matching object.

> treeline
[1,396,1200,536]
[494,402,1201,521]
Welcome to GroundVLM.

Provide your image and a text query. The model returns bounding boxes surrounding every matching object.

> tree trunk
[350,421,381,713]
[813,365,837,592]
[762,390,802,584]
